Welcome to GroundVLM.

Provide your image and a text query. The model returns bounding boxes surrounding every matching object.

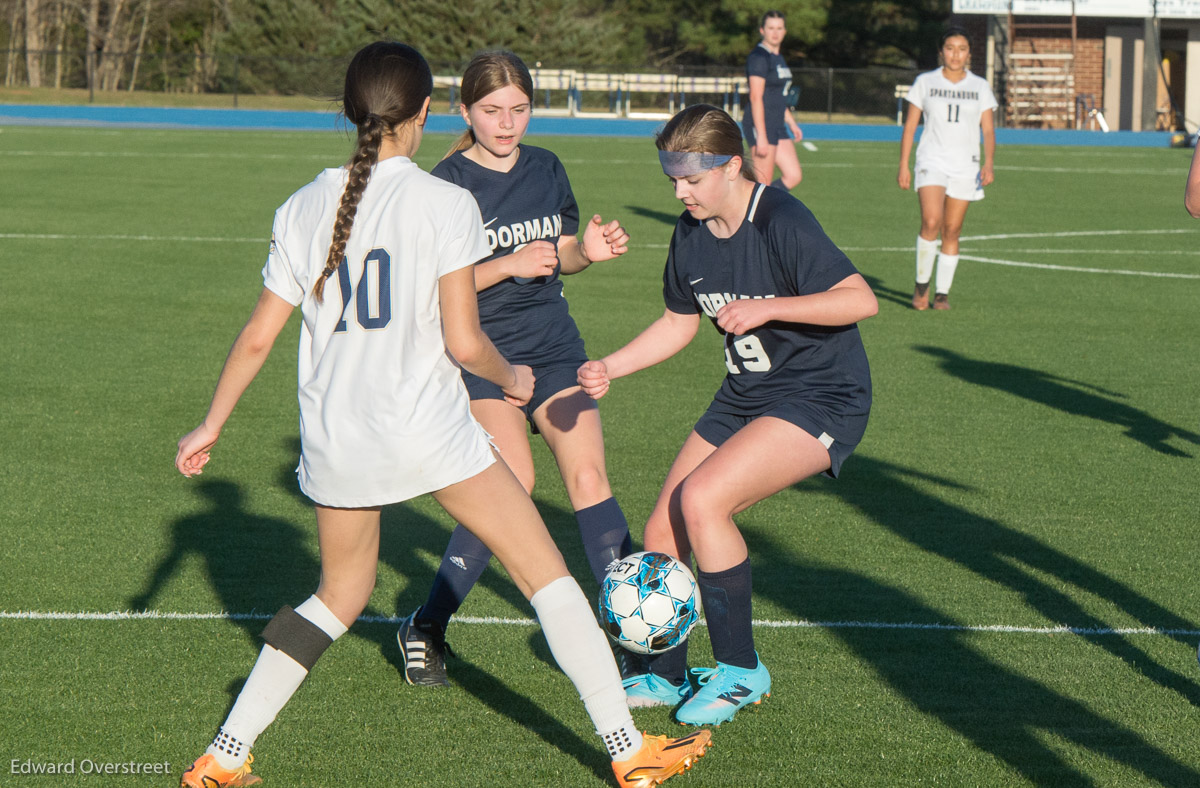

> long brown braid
[312,42,433,302]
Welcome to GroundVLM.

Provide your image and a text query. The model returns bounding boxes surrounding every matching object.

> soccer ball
[598,551,699,655]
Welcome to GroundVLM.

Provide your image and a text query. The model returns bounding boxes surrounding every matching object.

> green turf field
[1,124,1198,787]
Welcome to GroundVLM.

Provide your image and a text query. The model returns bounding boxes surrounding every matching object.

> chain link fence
[3,49,918,124]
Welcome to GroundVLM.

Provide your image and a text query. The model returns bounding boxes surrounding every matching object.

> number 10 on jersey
[334,248,392,332]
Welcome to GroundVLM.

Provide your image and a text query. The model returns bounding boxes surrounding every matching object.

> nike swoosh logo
[483,217,498,228]
[689,277,704,285]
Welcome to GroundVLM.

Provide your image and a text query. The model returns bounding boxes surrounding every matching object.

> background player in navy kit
[175,42,709,788]
[578,104,876,726]
[898,26,997,311]
[743,10,804,191]
[396,51,639,687]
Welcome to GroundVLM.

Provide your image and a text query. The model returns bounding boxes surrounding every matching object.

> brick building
[953,0,1200,132]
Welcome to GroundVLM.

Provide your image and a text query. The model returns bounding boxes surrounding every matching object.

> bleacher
[435,70,747,119]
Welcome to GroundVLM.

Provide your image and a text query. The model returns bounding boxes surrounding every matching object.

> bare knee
[677,478,733,536]
[315,575,376,627]
[564,463,611,507]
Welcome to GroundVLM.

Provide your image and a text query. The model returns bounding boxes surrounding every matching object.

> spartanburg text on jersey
[432,145,587,367]
[262,156,495,508]
[662,183,871,418]
[906,68,998,178]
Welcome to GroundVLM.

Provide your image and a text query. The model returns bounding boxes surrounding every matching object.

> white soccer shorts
[914,165,984,202]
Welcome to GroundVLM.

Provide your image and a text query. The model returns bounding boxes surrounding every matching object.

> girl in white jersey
[175,41,708,788]
[898,27,997,310]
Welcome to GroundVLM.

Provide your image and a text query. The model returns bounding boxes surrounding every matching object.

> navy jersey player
[743,10,804,190]
[175,42,710,788]
[898,26,997,310]
[396,51,640,688]
[579,105,877,726]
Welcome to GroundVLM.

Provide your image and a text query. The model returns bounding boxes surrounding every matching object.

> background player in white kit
[175,41,709,788]
[898,27,996,311]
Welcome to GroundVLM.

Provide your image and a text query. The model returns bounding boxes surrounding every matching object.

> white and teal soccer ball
[598,551,699,655]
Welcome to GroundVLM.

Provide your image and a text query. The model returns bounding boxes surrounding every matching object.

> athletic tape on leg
[261,606,334,671]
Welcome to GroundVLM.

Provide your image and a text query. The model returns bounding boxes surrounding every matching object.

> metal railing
[2,49,919,123]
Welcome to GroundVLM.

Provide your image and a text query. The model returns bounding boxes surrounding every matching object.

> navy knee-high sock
[575,497,633,585]
[698,558,757,669]
[420,525,493,629]
[646,639,689,685]
[770,178,787,191]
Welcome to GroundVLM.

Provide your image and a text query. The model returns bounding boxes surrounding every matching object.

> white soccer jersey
[262,156,495,508]
[907,69,997,177]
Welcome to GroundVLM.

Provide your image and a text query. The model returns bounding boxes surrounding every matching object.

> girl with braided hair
[176,41,709,788]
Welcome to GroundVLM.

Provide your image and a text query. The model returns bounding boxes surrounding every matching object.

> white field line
[994,165,1188,176]
[957,254,1200,279]
[841,246,1200,256]
[959,229,1198,242]
[0,149,333,160]
[6,226,1197,278]
[3,150,1186,176]
[1,609,1196,637]
[0,232,264,243]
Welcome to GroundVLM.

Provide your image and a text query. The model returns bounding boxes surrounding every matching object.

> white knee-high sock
[935,253,960,294]
[916,235,939,284]
[530,576,643,760]
[209,596,348,769]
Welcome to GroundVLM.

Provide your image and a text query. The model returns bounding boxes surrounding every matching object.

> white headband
[658,150,733,177]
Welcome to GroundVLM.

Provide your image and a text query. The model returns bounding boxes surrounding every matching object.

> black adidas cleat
[397,611,453,687]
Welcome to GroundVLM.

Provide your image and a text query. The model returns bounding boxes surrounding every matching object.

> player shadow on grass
[377,496,614,783]
[128,477,320,643]
[915,345,1200,457]
[806,450,1200,724]
[166,438,618,776]
[824,456,1200,706]
[376,630,612,784]
[623,205,685,228]
[860,274,917,311]
[744,521,1200,785]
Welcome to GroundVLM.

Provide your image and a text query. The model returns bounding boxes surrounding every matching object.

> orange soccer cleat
[180,753,262,788]
[612,730,712,788]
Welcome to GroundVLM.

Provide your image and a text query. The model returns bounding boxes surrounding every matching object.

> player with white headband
[579,104,877,726]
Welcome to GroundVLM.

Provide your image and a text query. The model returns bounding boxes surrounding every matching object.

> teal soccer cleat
[623,672,694,709]
[674,655,770,726]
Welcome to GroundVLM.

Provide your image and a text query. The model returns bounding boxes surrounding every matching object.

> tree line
[2,0,951,94]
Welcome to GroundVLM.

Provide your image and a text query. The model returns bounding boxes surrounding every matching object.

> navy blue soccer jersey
[431,145,585,366]
[663,183,871,415]
[743,44,793,143]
